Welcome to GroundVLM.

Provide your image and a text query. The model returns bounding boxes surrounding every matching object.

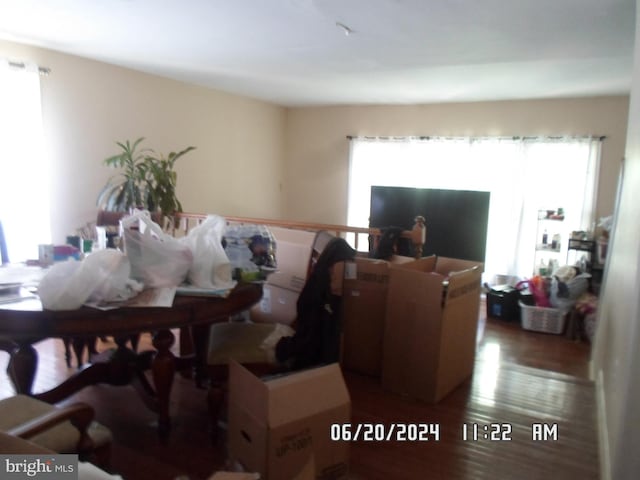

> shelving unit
[567,238,604,293]
[534,209,565,276]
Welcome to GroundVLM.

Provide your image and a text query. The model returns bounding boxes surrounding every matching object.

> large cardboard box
[381,256,483,403]
[267,227,317,292]
[340,255,417,376]
[251,229,347,325]
[341,258,390,376]
[250,227,316,324]
[228,361,350,480]
[251,284,299,325]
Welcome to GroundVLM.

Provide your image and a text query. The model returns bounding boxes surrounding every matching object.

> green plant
[144,146,196,216]
[97,137,195,217]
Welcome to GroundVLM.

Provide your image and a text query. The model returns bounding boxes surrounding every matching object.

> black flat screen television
[369,186,490,262]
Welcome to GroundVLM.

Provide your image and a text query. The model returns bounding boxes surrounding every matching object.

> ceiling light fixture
[336,22,355,36]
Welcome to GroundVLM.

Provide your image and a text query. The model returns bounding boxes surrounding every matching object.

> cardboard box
[267,227,317,292]
[341,258,390,376]
[340,255,416,376]
[381,256,483,403]
[251,284,299,325]
[228,361,350,480]
[250,229,345,325]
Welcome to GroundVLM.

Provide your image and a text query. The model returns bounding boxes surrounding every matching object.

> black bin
[486,285,520,321]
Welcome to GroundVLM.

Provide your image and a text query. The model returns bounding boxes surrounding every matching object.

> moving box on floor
[381,256,483,403]
[340,255,415,377]
[228,360,350,480]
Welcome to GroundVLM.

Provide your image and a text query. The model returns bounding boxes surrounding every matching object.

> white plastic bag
[122,211,193,288]
[38,250,143,310]
[38,260,95,310]
[181,215,235,290]
[84,249,142,304]
[550,271,590,310]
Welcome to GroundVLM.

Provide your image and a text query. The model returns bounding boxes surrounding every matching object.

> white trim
[596,369,611,480]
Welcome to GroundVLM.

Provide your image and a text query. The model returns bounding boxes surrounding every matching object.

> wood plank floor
[0,301,598,480]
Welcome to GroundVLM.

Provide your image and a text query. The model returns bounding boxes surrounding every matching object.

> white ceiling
[0,0,635,106]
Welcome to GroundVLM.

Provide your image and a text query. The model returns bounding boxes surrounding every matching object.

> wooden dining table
[0,282,263,440]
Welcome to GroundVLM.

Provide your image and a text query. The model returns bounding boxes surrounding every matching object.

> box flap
[434,256,484,276]
[382,265,444,398]
[228,362,271,476]
[435,267,482,401]
[268,227,317,292]
[265,364,350,428]
[443,266,482,306]
[229,360,270,421]
[391,255,437,273]
[388,254,416,264]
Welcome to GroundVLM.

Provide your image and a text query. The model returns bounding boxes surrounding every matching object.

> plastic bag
[550,272,590,310]
[180,215,235,290]
[122,211,193,288]
[38,260,96,310]
[38,250,144,310]
[84,249,143,304]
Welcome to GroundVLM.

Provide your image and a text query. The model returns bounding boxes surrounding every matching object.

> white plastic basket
[519,301,568,334]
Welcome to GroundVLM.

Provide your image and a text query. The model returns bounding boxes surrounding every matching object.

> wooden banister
[171,212,426,259]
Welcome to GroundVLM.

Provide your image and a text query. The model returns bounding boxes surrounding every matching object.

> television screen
[369,186,490,262]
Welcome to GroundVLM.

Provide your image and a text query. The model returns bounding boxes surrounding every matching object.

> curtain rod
[347,135,607,141]
[5,60,51,76]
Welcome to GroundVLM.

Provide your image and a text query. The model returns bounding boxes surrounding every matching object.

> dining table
[0,280,263,440]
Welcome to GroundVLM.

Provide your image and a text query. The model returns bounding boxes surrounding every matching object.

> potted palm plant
[97,137,195,220]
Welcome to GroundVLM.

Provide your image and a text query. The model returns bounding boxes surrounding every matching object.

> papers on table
[0,287,37,305]
[84,287,177,310]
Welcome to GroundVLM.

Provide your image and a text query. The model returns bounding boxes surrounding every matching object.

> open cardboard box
[381,255,483,403]
[251,229,346,326]
[250,227,316,324]
[340,255,415,377]
[264,227,317,293]
[227,360,350,480]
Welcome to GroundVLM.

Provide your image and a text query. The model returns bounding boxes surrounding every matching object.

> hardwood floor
[0,301,597,480]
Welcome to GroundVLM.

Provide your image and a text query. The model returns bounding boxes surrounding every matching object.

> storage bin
[519,301,568,334]
[486,285,520,321]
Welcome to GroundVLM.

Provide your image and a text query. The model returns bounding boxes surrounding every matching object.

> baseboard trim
[596,369,611,480]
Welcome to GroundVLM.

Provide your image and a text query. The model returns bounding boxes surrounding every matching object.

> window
[0,60,50,262]
[348,136,601,280]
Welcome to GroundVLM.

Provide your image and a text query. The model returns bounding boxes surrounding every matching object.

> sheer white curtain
[348,136,600,280]
[0,60,50,262]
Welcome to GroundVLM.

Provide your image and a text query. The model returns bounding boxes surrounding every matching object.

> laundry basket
[518,301,568,334]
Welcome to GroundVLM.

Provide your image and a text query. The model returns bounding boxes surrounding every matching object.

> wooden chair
[0,395,112,468]
[204,235,357,440]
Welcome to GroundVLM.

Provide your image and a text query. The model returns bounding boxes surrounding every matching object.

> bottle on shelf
[542,229,548,245]
[538,259,548,276]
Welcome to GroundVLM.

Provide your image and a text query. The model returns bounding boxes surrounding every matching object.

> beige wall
[1,39,630,247]
[284,98,629,225]
[591,4,640,480]
[0,40,286,244]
